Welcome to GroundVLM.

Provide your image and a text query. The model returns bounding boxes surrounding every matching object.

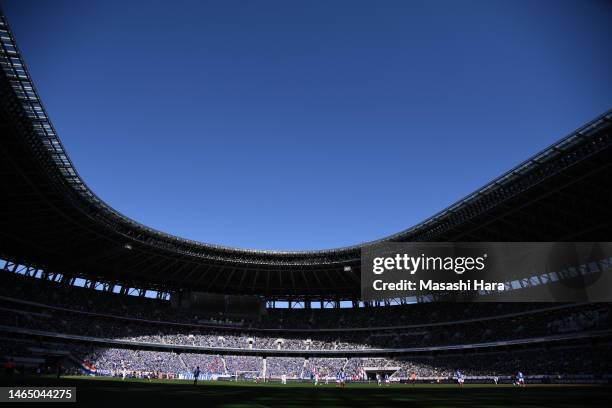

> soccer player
[456,370,464,388]
[193,366,200,386]
[517,371,525,387]
[410,372,417,386]
[493,375,499,385]
[314,372,319,386]
[376,373,382,387]
[281,374,287,385]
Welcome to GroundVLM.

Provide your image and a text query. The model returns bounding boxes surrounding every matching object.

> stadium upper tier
[1,11,611,299]
[0,271,580,331]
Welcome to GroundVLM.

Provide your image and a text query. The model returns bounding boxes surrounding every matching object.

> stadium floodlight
[344,266,352,272]
[123,243,133,250]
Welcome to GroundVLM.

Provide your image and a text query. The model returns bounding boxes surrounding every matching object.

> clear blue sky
[3,0,611,251]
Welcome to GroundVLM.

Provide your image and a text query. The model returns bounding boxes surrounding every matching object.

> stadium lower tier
[1,336,611,381]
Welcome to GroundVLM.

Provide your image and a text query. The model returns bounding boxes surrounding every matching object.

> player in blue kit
[456,370,465,388]
[517,371,525,387]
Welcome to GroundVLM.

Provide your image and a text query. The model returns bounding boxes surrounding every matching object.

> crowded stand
[71,343,612,380]
[2,335,611,381]
[0,298,609,350]
[224,356,263,377]
[80,347,184,377]
[266,357,305,378]
[1,270,611,383]
[306,358,347,380]
[179,353,225,375]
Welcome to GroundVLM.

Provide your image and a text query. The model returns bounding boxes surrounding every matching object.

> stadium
[1,1,611,407]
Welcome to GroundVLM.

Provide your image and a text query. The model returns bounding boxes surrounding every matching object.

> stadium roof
[1,10,611,300]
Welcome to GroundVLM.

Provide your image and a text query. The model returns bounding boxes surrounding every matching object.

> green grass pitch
[4,375,610,407]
